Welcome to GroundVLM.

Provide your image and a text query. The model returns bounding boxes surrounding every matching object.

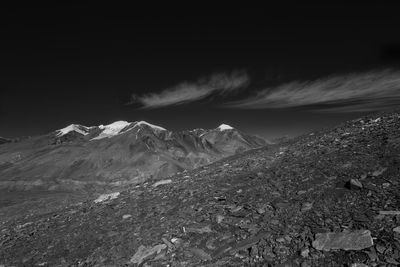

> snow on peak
[217,124,234,131]
[134,121,166,131]
[92,121,131,140]
[57,124,89,136]
[99,121,130,132]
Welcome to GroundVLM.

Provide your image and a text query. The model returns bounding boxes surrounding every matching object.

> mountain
[201,124,267,154]
[0,121,268,192]
[1,111,399,266]
[0,137,12,145]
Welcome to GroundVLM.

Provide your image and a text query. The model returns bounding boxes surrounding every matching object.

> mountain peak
[217,124,234,131]
[56,124,90,137]
[99,121,130,130]
[134,121,167,131]
[93,121,131,140]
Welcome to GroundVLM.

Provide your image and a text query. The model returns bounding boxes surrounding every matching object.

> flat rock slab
[94,192,120,203]
[347,178,363,190]
[312,230,373,251]
[152,179,172,187]
[184,224,213,234]
[130,244,167,265]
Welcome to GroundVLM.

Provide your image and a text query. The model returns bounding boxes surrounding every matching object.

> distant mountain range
[0,137,12,145]
[0,121,268,192]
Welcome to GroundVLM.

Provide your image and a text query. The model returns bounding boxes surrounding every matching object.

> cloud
[131,71,249,108]
[224,70,400,112]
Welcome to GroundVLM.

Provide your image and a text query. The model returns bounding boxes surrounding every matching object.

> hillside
[0,137,11,145]
[0,121,267,228]
[1,111,400,266]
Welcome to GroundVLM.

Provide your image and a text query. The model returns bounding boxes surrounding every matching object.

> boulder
[312,230,373,251]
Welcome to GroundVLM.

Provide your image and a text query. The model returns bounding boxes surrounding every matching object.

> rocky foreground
[1,111,400,266]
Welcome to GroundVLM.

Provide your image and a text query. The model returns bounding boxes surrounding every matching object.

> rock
[372,167,387,177]
[153,251,167,261]
[257,207,265,214]
[342,163,352,168]
[393,248,400,259]
[351,264,368,267]
[171,238,184,247]
[206,238,217,250]
[301,202,313,212]
[16,222,33,229]
[375,244,386,254]
[297,190,307,195]
[365,247,378,261]
[353,214,369,222]
[231,231,270,253]
[229,205,243,213]
[94,192,120,203]
[184,224,212,234]
[312,230,373,251]
[275,202,290,210]
[393,226,400,233]
[270,219,280,225]
[130,244,167,265]
[188,248,212,261]
[274,245,290,257]
[379,210,400,216]
[216,214,224,224]
[271,191,281,198]
[122,214,132,219]
[152,179,172,187]
[300,248,309,258]
[386,257,400,265]
[276,237,286,243]
[346,179,363,190]
[161,237,174,250]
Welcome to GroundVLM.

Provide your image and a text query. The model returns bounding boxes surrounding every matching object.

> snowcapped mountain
[93,121,131,140]
[57,124,92,137]
[216,123,234,131]
[201,124,267,154]
[53,120,168,142]
[0,121,269,192]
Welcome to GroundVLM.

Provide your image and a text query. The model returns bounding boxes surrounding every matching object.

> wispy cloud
[131,71,249,109]
[225,69,400,112]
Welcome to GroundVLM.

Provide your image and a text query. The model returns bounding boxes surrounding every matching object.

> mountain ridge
[0,121,268,193]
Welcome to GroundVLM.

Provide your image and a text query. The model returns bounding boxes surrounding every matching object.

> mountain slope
[0,122,267,192]
[0,137,11,145]
[1,111,399,266]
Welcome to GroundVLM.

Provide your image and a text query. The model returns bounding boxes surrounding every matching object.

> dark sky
[1,3,400,140]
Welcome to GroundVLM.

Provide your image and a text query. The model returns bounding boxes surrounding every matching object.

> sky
[1,3,400,140]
